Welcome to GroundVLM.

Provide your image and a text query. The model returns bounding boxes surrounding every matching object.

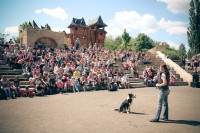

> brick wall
[20,28,69,48]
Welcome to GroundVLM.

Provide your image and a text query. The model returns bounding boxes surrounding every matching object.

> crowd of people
[1,38,199,100]
[0,39,146,100]
[139,65,177,87]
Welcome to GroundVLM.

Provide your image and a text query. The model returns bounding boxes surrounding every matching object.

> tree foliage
[114,36,122,49]
[104,35,114,50]
[121,29,131,49]
[18,21,32,32]
[12,36,20,43]
[187,0,200,55]
[159,42,181,60]
[133,33,155,52]
[104,31,157,52]
[188,48,195,59]
[178,43,187,57]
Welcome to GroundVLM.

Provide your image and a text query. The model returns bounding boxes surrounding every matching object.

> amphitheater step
[10,81,30,85]
[9,78,29,81]
[1,75,28,79]
[0,71,22,75]
[171,81,188,86]
[0,67,13,70]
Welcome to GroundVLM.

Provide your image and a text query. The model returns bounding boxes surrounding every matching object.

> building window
[100,33,103,35]
[75,27,78,30]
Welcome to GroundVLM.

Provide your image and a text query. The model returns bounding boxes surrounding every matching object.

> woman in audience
[1,76,11,100]
[14,76,21,97]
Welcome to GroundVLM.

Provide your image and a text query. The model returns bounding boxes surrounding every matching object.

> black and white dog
[113,93,136,113]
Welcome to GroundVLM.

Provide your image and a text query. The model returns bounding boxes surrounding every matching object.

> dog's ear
[129,93,133,98]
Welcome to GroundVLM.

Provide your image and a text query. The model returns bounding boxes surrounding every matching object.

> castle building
[20,16,107,48]
[68,16,107,48]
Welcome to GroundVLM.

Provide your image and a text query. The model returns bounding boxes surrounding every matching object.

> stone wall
[21,28,68,48]
[157,51,192,84]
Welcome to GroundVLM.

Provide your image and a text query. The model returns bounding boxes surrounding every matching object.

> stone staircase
[144,53,188,86]
[171,59,200,83]
[0,60,30,89]
[113,60,146,88]
[113,53,188,87]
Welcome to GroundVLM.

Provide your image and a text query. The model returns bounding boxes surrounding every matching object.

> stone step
[0,71,22,75]
[175,78,183,81]
[0,64,9,67]
[1,75,27,78]
[129,80,141,83]
[171,81,188,86]
[0,62,7,65]
[10,81,30,85]
[9,78,29,81]
[130,83,146,88]
[0,67,13,70]
[19,84,30,88]
[0,69,23,72]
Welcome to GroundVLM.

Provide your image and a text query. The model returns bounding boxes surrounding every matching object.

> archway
[35,37,58,49]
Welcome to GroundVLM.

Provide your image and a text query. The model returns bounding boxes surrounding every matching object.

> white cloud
[106,10,187,38]
[158,18,187,36]
[35,7,68,20]
[106,11,159,37]
[157,0,190,14]
[165,40,189,51]
[166,41,180,50]
[4,26,18,35]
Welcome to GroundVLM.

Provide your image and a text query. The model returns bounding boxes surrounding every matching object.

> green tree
[134,33,155,52]
[121,29,131,50]
[129,37,136,49]
[160,42,181,60]
[113,36,122,50]
[18,21,32,32]
[187,48,195,58]
[12,36,20,43]
[187,0,200,55]
[104,35,114,50]
[178,43,187,57]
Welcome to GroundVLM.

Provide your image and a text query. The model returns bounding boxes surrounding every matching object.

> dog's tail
[112,108,119,111]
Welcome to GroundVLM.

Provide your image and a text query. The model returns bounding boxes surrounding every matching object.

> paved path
[0,86,200,133]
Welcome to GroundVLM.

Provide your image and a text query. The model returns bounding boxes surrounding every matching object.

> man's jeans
[154,89,170,120]
[4,87,11,99]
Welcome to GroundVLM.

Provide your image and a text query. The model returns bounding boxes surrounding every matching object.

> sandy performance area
[0,86,200,133]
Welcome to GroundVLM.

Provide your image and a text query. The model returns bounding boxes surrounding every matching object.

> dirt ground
[0,86,200,133]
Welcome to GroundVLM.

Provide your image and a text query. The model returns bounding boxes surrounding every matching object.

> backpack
[109,82,117,91]
[147,80,156,87]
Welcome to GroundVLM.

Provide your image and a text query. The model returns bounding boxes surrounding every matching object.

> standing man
[150,64,170,122]
[75,38,80,50]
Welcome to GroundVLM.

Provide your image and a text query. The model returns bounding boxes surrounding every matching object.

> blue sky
[0,0,190,50]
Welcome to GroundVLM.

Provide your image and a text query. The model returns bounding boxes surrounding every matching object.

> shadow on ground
[160,120,200,126]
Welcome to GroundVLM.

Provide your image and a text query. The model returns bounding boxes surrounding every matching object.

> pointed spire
[45,24,51,30]
[28,21,32,27]
[32,20,40,29]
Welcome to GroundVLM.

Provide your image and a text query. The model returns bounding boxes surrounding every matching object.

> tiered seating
[139,53,188,86]
[0,60,30,90]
